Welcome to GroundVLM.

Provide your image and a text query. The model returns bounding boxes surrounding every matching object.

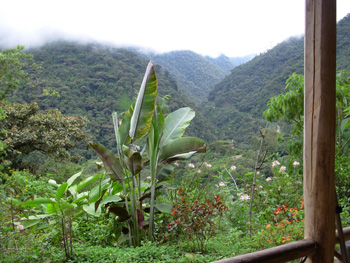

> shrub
[167,187,228,252]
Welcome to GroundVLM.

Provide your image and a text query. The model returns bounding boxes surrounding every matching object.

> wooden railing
[212,227,350,263]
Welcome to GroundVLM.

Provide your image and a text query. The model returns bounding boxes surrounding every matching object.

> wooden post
[304,0,336,262]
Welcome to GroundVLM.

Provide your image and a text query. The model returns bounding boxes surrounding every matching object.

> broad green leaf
[76,174,104,192]
[99,195,122,206]
[118,102,134,146]
[159,137,206,161]
[46,203,60,214]
[154,203,173,214]
[56,182,68,200]
[155,104,164,137]
[28,214,51,220]
[22,198,55,207]
[72,192,89,204]
[35,222,50,231]
[68,184,77,197]
[111,182,123,195]
[161,107,195,147]
[129,61,157,140]
[147,115,159,160]
[118,233,130,245]
[83,203,101,217]
[67,171,83,187]
[90,143,124,182]
[23,219,41,229]
[89,179,110,203]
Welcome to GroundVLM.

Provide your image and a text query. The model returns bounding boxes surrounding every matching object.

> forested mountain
[133,50,253,102]
[205,54,255,72]
[133,50,232,101]
[205,13,350,148]
[10,42,217,158]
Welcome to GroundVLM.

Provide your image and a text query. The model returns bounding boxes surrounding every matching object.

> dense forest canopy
[10,43,218,160]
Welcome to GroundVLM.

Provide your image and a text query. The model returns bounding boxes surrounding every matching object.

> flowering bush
[167,188,228,252]
[255,197,304,249]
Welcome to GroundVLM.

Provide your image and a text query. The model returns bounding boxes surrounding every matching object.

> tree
[264,71,350,156]
[0,45,36,100]
[0,101,89,170]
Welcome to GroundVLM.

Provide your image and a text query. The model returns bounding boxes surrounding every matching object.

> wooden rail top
[213,239,316,263]
[212,227,350,263]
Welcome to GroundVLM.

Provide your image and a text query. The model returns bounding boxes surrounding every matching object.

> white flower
[174,161,179,166]
[259,185,263,189]
[237,192,243,196]
[256,171,260,175]
[188,163,195,168]
[219,182,225,187]
[50,198,56,202]
[272,160,280,167]
[279,166,287,173]
[293,161,300,166]
[118,120,122,126]
[266,177,272,182]
[17,224,24,230]
[230,165,237,171]
[240,194,250,201]
[146,176,151,180]
[142,203,146,207]
[197,169,201,173]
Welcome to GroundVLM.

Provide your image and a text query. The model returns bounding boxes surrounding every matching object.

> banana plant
[90,61,206,244]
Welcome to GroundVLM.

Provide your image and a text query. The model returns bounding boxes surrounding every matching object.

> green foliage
[139,50,232,101]
[206,14,350,148]
[0,101,89,171]
[264,73,304,137]
[10,42,216,160]
[0,45,37,100]
[91,61,206,246]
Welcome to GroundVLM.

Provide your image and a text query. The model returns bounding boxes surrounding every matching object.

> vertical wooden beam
[304,0,336,262]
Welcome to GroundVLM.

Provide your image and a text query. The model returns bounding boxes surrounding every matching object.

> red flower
[167,223,171,228]
[171,207,177,216]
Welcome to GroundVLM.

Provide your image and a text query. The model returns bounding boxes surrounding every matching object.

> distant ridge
[205,13,350,148]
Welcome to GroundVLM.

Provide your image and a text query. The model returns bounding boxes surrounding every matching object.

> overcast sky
[1,0,350,57]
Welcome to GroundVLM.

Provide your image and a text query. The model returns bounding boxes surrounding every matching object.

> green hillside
[10,42,217,158]
[135,50,233,101]
[206,13,350,148]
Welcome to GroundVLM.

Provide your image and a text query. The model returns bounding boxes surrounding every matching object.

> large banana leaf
[159,137,206,162]
[161,107,195,147]
[129,61,157,140]
[116,101,134,148]
[90,143,124,182]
